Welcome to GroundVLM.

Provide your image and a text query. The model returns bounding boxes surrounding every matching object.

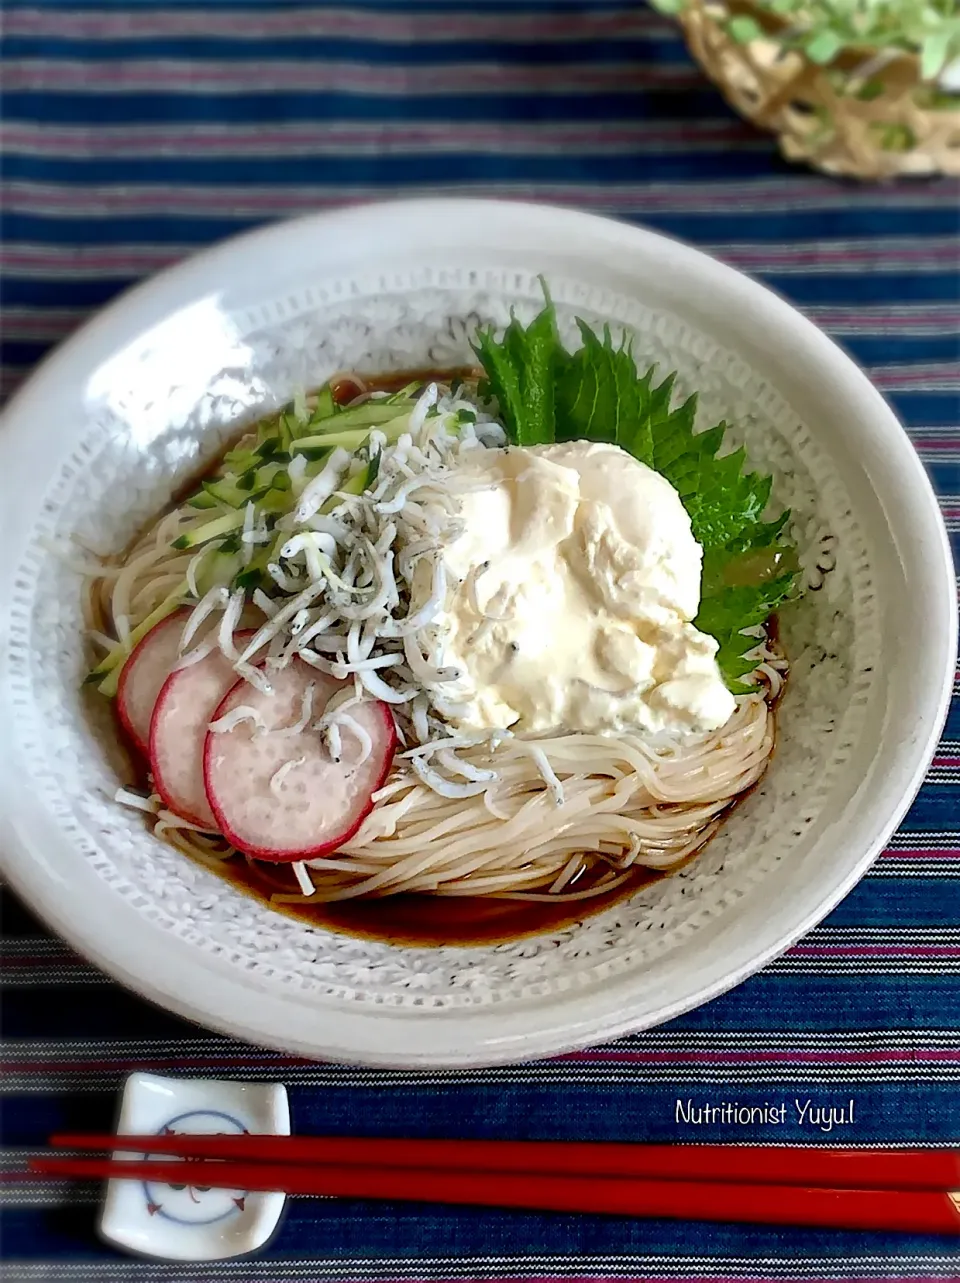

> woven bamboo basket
[676,0,960,179]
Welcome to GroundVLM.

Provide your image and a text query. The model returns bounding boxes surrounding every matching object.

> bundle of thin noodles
[296,692,774,902]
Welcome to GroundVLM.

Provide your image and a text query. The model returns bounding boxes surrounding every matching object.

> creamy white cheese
[432,440,736,736]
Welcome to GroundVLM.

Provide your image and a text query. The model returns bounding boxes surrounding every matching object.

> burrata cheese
[430,440,736,737]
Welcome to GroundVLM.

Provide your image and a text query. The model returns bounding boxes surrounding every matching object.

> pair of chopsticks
[31,1135,960,1235]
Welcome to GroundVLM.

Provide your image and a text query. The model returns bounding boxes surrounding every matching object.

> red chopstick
[49,1134,960,1191]
[27,1155,960,1236]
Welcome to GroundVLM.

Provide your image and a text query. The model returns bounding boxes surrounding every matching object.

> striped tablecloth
[2,3,960,1280]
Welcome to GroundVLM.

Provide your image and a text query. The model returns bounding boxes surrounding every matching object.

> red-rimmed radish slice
[116,609,190,755]
[203,660,396,862]
[148,631,256,829]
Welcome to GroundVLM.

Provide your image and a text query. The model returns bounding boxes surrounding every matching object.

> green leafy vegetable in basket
[649,0,960,85]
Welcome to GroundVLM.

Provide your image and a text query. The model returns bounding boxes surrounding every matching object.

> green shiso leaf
[555,322,650,453]
[473,287,558,446]
[694,570,796,692]
[471,294,800,691]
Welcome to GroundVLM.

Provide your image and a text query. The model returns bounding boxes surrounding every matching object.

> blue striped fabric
[2,3,960,1280]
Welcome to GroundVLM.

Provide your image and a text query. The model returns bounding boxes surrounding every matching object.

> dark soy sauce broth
[122,369,779,947]
[204,855,667,947]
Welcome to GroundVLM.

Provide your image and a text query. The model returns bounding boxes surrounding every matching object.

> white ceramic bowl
[0,200,954,1067]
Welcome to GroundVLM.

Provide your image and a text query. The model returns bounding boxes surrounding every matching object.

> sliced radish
[203,660,396,861]
[116,609,190,755]
[149,631,257,829]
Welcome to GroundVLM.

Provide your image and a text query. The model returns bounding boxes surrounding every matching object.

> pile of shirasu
[175,382,517,795]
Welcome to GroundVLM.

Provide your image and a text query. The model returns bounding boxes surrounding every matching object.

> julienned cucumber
[172,509,246,550]
[93,382,421,697]
[385,382,419,404]
[196,545,245,598]
[232,530,286,592]
[278,412,295,453]
[311,383,336,422]
[257,397,408,449]
[293,415,410,456]
[328,449,381,504]
[195,391,415,510]
[324,402,413,430]
[202,462,290,509]
[202,478,263,509]
[187,490,220,510]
